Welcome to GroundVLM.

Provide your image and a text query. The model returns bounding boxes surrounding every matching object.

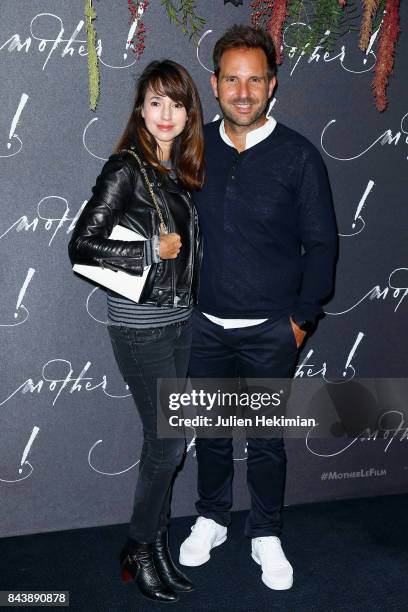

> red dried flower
[267,0,288,64]
[126,0,149,60]
[372,0,400,111]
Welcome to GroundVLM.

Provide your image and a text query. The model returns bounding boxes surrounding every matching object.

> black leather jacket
[68,143,202,307]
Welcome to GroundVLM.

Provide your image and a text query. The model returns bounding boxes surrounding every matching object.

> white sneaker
[251,536,293,590]
[179,516,227,566]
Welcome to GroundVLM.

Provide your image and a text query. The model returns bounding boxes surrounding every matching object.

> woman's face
[141,86,188,155]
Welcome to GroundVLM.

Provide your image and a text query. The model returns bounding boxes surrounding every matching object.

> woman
[68,60,204,603]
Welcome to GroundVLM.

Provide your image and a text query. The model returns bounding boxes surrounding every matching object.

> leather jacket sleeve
[68,154,146,276]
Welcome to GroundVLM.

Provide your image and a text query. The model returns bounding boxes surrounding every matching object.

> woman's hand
[159,233,182,259]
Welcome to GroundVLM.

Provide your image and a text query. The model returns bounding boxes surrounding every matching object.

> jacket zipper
[186,194,194,306]
[164,190,194,307]
[155,186,177,305]
[97,256,142,272]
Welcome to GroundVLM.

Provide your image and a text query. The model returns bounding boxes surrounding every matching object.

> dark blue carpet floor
[1,493,407,612]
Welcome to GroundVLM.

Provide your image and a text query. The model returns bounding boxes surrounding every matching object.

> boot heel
[120,553,139,583]
[121,567,134,583]
[119,542,178,602]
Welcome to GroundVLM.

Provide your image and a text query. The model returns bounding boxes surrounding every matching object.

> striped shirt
[107,160,193,328]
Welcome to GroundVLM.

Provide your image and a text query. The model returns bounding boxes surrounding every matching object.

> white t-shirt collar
[219,115,277,151]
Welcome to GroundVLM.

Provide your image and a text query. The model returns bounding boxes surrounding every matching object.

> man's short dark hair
[213,24,277,80]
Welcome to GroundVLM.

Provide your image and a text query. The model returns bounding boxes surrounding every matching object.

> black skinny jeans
[108,319,192,543]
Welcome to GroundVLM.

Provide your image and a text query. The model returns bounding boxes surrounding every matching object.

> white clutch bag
[72,224,150,303]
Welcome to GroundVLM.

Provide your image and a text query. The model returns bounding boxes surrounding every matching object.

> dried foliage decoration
[127,1,150,60]
[372,0,400,111]
[250,0,400,111]
[84,1,400,113]
[251,0,274,29]
[162,0,206,39]
[360,0,380,50]
[267,0,289,64]
[84,0,100,112]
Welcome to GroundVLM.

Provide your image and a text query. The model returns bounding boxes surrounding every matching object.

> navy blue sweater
[194,120,338,324]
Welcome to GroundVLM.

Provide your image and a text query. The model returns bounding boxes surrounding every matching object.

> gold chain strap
[121,148,168,234]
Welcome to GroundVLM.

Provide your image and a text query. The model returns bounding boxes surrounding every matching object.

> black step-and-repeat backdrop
[1,1,407,538]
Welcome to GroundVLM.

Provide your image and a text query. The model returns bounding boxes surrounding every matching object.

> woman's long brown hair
[113,60,204,190]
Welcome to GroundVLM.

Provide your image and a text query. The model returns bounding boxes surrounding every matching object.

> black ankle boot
[152,530,194,592]
[120,541,178,603]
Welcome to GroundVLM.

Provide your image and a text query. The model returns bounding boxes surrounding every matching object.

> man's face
[211,47,276,128]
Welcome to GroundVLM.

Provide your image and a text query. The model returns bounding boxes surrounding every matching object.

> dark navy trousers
[188,309,299,538]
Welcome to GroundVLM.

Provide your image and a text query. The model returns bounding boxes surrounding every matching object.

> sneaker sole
[251,551,293,590]
[179,534,227,567]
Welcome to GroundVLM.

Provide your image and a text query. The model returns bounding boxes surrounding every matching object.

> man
[179,25,337,590]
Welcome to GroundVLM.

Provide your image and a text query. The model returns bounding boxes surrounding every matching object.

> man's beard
[218,96,267,127]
